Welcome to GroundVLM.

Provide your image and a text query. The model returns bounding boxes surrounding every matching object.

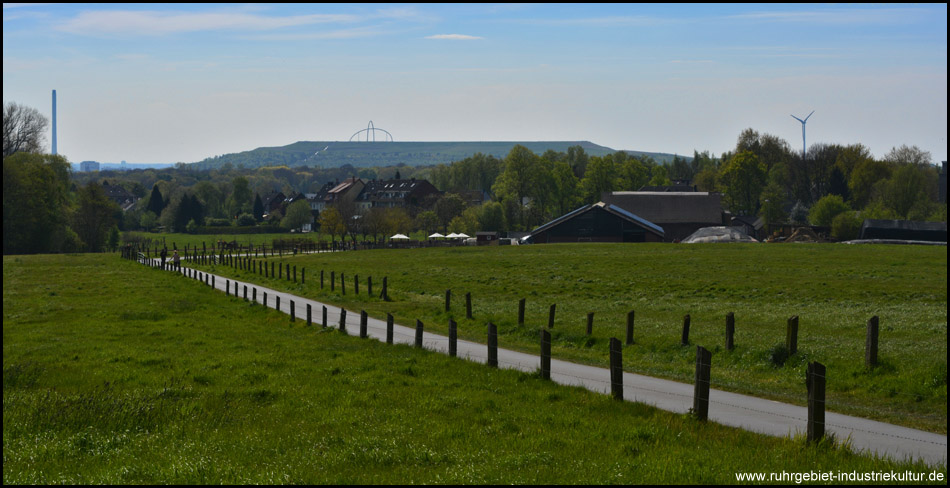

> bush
[235,213,257,227]
[204,218,232,227]
[808,194,850,227]
[831,211,862,241]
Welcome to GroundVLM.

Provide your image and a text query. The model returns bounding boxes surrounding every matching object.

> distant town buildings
[79,160,100,172]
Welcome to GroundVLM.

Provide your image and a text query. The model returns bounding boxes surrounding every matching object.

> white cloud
[425,34,483,40]
[56,9,360,36]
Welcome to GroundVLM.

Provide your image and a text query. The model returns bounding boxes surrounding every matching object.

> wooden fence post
[331,271,335,291]
[865,315,879,368]
[355,275,359,295]
[415,320,424,347]
[540,329,551,380]
[465,292,472,319]
[322,306,327,328]
[368,276,373,296]
[386,313,394,344]
[360,311,368,338]
[626,310,635,345]
[263,292,267,307]
[726,312,735,351]
[807,361,826,443]
[681,314,691,346]
[786,315,799,356]
[693,345,711,421]
[586,312,594,335]
[341,272,345,295]
[320,270,324,289]
[226,279,230,296]
[449,319,457,357]
[548,304,556,329]
[610,337,623,400]
[445,289,451,312]
[339,309,346,332]
[518,298,526,326]
[307,304,312,327]
[253,288,257,303]
[487,323,498,368]
[290,300,295,322]
[243,285,248,301]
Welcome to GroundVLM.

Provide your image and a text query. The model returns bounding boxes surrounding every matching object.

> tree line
[3,99,945,253]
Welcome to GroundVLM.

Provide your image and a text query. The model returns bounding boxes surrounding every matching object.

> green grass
[4,253,945,483]
[187,242,947,434]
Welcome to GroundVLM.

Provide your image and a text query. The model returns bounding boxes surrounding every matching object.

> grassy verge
[3,254,945,483]
[186,243,947,434]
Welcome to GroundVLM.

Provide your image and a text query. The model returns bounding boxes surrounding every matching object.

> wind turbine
[790,110,814,161]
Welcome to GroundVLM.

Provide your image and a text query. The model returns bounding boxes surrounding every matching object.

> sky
[3,3,947,165]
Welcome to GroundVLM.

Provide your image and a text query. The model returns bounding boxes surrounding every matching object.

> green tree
[493,145,541,230]
[719,151,766,215]
[319,206,346,242]
[73,182,120,252]
[282,199,312,230]
[877,163,936,219]
[831,211,862,241]
[579,155,619,203]
[617,157,649,192]
[808,194,850,227]
[140,211,158,232]
[253,193,265,222]
[415,210,439,236]
[227,176,253,217]
[381,207,411,237]
[478,201,506,232]
[434,193,466,233]
[146,184,166,216]
[647,164,672,187]
[758,182,787,235]
[848,158,892,209]
[107,225,121,252]
[551,160,580,215]
[2,152,71,254]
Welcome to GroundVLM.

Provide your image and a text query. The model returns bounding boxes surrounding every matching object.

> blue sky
[3,3,947,164]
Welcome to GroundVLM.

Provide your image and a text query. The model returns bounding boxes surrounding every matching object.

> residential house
[101,181,137,211]
[354,178,441,212]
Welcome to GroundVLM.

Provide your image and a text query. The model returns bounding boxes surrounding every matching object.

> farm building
[859,219,947,243]
[600,191,725,242]
[527,202,664,243]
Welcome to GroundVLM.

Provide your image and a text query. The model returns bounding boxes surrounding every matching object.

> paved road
[151,258,947,467]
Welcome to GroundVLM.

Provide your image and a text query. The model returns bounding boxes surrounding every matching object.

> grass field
[3,253,946,483]
[185,242,947,434]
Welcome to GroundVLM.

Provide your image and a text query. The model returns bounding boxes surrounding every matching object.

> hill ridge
[192,140,685,170]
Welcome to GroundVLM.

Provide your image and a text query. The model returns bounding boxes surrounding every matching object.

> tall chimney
[51,90,57,155]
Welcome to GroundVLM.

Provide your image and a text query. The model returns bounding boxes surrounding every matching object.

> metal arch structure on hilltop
[349,121,394,142]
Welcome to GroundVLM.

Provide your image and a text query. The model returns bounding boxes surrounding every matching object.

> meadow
[3,253,946,483]
[186,242,947,434]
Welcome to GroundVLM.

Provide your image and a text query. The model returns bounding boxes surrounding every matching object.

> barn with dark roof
[600,191,725,242]
[527,202,664,244]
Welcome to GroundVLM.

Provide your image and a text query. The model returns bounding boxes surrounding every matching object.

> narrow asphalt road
[149,257,947,468]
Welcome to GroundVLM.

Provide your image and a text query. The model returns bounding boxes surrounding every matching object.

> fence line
[130,250,946,459]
